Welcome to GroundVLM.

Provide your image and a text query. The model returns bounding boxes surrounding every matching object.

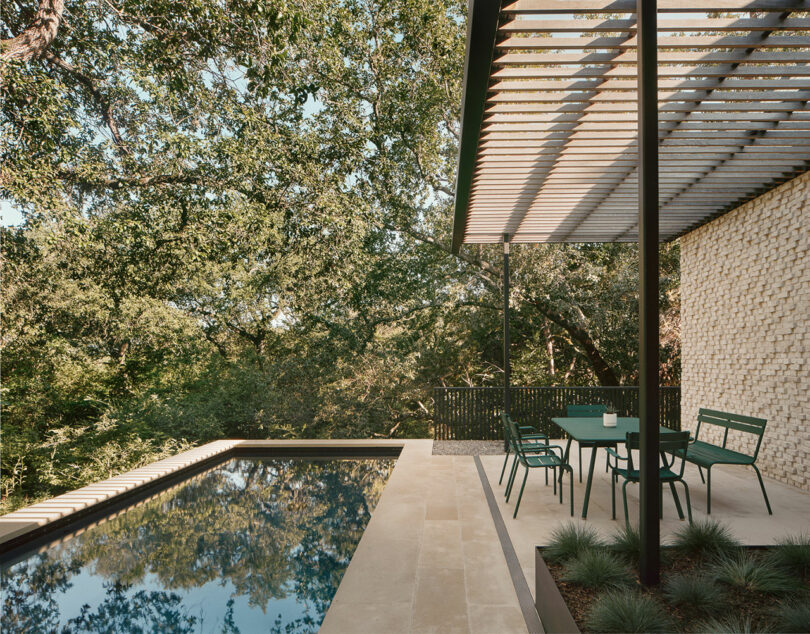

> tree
[0,0,680,509]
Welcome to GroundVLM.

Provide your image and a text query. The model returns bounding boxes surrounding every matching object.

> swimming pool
[1,456,395,633]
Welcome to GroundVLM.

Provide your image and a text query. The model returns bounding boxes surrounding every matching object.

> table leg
[581,442,600,519]
[560,438,573,485]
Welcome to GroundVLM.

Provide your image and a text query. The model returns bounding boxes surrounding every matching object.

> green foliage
[1,0,681,507]
[585,591,673,633]
[767,533,810,580]
[662,573,726,614]
[712,551,797,594]
[693,615,771,634]
[561,549,634,589]
[671,519,741,560]
[544,521,605,563]
[771,601,810,633]
[609,523,642,564]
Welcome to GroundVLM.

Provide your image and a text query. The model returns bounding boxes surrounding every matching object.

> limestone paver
[322,446,528,633]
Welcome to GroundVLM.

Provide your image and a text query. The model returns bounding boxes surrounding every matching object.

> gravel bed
[432,440,505,455]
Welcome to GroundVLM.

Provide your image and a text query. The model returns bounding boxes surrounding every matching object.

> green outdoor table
[551,417,681,519]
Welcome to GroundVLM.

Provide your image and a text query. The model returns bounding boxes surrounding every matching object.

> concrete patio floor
[323,439,810,633]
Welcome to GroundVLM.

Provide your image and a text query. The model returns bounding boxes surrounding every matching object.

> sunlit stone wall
[680,170,810,492]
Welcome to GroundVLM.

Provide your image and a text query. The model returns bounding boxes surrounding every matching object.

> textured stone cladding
[681,171,810,492]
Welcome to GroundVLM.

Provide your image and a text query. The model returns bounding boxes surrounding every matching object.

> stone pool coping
[0,439,408,552]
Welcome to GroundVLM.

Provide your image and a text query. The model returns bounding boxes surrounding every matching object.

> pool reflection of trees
[2,458,394,633]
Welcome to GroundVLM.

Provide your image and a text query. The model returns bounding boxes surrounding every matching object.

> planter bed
[534,522,810,634]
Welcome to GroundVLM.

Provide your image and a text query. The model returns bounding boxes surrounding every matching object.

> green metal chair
[607,431,693,527]
[498,411,550,488]
[566,404,613,482]
[504,415,573,518]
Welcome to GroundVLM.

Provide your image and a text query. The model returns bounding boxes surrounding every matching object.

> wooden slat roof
[451,0,810,251]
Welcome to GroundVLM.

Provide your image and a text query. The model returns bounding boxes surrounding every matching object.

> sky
[1,200,23,227]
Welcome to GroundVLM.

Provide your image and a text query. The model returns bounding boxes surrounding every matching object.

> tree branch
[57,169,203,189]
[43,52,131,156]
[1,0,64,63]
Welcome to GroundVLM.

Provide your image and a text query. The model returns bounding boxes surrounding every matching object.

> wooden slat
[501,0,809,13]
[490,78,810,92]
[500,17,810,32]
[492,64,810,79]
[497,35,810,50]
[494,51,810,65]
[487,89,810,103]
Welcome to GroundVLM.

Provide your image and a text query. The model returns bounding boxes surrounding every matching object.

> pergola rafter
[453,0,810,249]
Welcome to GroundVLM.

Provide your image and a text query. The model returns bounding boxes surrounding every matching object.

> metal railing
[433,386,681,440]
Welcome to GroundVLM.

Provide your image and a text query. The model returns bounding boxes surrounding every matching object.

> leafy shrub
[693,615,771,633]
[662,573,725,614]
[585,591,673,633]
[712,551,797,594]
[771,601,810,633]
[671,519,740,560]
[561,549,634,589]
[543,521,605,563]
[767,533,810,580]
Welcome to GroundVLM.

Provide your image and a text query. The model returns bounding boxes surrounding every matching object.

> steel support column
[503,234,511,450]
[637,0,661,586]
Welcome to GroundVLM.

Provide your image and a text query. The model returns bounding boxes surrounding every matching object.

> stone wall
[680,171,810,492]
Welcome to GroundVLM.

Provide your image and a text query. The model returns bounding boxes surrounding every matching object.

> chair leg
[659,482,664,519]
[578,444,583,483]
[697,465,705,484]
[752,464,773,515]
[545,467,549,486]
[499,446,511,485]
[568,467,574,516]
[506,456,519,501]
[611,471,616,520]
[553,467,557,495]
[622,480,631,528]
[669,481,685,520]
[706,467,711,514]
[680,480,693,524]
[514,466,529,518]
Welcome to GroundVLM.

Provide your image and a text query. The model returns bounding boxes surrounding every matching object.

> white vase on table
[603,412,617,427]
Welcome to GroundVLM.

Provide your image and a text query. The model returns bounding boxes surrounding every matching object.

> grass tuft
[561,549,634,589]
[712,551,797,594]
[543,521,604,563]
[585,590,673,633]
[662,572,726,614]
[693,615,772,633]
[767,533,810,580]
[609,523,642,564]
[671,518,740,560]
[771,601,810,633]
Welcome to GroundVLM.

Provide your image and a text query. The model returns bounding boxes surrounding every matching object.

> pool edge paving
[320,445,528,634]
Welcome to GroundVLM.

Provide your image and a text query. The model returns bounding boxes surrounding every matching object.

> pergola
[451,0,810,584]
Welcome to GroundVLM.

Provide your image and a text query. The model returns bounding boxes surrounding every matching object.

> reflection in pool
[1,457,395,633]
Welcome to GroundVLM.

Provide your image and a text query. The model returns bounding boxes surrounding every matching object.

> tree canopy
[0,0,680,511]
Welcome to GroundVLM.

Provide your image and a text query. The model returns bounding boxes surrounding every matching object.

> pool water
[1,457,394,633]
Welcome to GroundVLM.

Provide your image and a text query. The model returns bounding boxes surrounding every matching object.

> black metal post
[503,234,511,450]
[637,0,661,586]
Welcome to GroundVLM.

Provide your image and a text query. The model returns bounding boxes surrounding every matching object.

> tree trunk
[1,0,64,63]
